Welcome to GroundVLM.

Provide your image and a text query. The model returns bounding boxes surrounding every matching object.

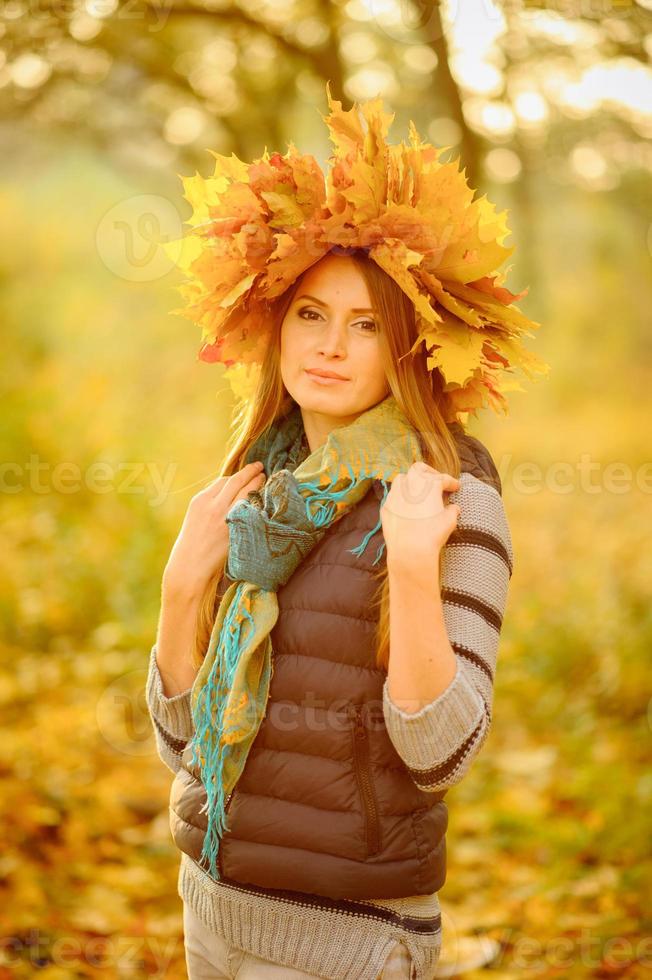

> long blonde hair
[193,248,461,672]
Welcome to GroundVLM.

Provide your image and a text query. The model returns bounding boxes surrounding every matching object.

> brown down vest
[167,425,501,901]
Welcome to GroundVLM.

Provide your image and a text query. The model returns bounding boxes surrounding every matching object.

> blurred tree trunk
[427,0,480,187]
[315,0,345,103]
[503,0,538,293]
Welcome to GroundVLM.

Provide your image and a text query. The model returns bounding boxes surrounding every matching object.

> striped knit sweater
[145,471,513,980]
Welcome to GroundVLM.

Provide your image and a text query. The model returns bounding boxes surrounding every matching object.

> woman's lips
[305,370,349,385]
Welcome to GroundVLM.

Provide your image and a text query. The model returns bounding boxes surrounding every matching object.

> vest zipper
[350,704,381,856]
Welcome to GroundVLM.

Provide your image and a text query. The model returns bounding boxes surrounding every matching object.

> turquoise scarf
[188,393,424,879]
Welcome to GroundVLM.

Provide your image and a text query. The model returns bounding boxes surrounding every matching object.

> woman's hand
[162,461,267,600]
[380,462,460,577]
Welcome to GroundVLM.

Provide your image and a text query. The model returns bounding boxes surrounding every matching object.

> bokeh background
[1,0,651,977]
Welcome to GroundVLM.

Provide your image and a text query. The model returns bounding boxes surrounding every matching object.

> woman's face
[279,254,390,451]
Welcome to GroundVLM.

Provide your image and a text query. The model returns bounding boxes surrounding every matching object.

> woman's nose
[318,321,348,355]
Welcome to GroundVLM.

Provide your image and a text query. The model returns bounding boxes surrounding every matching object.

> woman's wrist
[161,568,209,605]
[386,553,442,593]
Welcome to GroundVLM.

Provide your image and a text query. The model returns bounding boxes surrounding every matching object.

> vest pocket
[348,704,382,857]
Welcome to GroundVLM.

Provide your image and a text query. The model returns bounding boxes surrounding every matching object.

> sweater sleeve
[145,643,194,775]
[382,472,514,792]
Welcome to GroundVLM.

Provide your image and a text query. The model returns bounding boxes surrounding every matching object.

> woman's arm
[383,473,514,792]
[146,643,194,775]
[386,566,457,710]
[144,582,207,774]
[145,461,266,773]
[155,582,205,696]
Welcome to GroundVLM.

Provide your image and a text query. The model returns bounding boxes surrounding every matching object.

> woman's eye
[298,308,322,321]
[298,308,376,332]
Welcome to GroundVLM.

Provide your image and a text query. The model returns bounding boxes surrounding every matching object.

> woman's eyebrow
[295,293,373,314]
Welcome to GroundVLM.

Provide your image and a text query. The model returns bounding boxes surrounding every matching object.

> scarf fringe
[191,581,256,880]
[299,458,358,527]
[347,478,390,566]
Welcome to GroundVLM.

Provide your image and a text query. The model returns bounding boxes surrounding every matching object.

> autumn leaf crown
[163,80,549,420]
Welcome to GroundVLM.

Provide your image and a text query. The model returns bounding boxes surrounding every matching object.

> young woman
[146,246,515,980]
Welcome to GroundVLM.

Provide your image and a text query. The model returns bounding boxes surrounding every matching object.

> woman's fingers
[236,469,267,497]
[411,462,455,474]
[199,474,228,494]
[201,461,265,498]
[441,473,461,491]
[402,462,460,492]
